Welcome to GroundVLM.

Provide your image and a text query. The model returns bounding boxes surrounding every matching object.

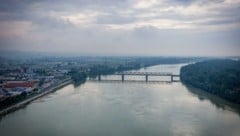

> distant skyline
[0,0,240,56]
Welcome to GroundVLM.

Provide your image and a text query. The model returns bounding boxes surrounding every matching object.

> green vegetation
[0,94,27,109]
[68,69,87,83]
[180,59,240,104]
[87,63,141,77]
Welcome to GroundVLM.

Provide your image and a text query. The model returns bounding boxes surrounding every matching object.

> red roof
[4,82,35,88]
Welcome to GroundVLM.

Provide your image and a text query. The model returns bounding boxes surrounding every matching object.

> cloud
[0,0,239,56]
[133,0,159,9]
[1,0,239,30]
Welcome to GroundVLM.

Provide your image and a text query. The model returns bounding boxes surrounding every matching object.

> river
[0,64,240,136]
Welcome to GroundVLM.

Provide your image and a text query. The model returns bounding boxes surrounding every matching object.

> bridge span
[96,72,180,82]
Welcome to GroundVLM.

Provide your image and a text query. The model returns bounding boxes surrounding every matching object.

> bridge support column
[171,75,173,82]
[98,74,101,81]
[146,74,148,82]
[121,74,124,81]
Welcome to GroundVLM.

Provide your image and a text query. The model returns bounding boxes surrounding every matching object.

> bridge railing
[114,72,173,76]
[95,71,180,82]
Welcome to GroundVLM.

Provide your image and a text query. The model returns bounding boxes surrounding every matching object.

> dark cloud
[0,0,129,12]
[97,14,136,24]
[0,0,30,12]
[170,0,196,5]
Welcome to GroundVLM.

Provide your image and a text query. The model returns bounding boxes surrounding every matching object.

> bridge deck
[96,72,180,82]
[113,72,179,76]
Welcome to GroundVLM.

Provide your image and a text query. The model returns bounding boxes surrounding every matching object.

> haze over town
[0,0,240,56]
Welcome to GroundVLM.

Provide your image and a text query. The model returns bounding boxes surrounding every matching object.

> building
[2,81,37,96]
[3,81,36,88]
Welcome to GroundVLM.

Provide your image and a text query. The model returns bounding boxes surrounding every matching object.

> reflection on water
[0,64,240,136]
[185,85,240,116]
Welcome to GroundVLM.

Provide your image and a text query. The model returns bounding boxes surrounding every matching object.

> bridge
[96,72,180,82]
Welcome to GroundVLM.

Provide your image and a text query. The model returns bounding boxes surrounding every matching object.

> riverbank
[180,59,240,104]
[0,79,72,117]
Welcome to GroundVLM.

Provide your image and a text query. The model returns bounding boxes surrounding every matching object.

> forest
[180,59,240,104]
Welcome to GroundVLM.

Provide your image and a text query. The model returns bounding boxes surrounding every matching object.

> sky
[0,0,240,56]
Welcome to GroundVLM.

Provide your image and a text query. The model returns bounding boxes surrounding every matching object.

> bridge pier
[121,74,124,81]
[146,74,148,82]
[98,74,101,81]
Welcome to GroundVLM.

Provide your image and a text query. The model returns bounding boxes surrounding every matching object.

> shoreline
[183,83,240,110]
[0,79,72,117]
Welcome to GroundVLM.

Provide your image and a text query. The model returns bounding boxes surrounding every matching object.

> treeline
[0,91,30,110]
[88,63,141,77]
[180,59,240,104]
[68,69,87,84]
[68,63,141,82]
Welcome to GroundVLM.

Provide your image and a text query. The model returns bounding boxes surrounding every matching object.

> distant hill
[180,59,240,104]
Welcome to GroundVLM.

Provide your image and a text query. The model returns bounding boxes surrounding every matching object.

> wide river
[1,64,240,136]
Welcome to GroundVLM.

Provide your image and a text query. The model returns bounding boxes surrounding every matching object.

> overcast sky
[0,0,239,56]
